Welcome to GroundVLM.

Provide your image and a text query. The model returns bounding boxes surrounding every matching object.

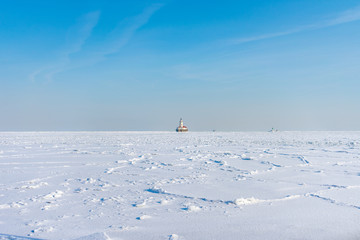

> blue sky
[1,0,360,131]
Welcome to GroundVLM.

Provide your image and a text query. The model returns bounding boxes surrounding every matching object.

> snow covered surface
[1,131,360,240]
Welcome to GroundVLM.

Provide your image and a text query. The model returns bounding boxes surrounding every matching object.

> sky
[1,0,360,131]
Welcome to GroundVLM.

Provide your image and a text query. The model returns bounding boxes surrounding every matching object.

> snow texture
[0,131,360,239]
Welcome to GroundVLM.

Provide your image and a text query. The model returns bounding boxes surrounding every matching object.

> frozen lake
[1,131,360,240]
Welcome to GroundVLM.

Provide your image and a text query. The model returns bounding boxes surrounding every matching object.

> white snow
[234,197,263,206]
[169,234,179,240]
[0,131,360,239]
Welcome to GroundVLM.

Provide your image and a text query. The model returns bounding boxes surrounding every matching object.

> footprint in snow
[183,205,201,212]
[159,199,170,205]
[169,234,179,240]
[133,200,147,208]
[136,215,151,220]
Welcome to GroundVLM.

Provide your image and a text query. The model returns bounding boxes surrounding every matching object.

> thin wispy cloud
[328,5,360,25]
[101,3,163,55]
[65,11,101,56]
[228,5,360,45]
[66,3,164,69]
[170,5,360,84]
[29,4,163,82]
[30,11,100,82]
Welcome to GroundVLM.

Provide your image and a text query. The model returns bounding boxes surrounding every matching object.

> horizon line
[0,130,360,133]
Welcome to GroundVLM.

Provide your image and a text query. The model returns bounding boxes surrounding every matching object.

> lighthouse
[176,118,188,132]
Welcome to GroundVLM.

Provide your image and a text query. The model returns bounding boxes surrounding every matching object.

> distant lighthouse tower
[176,118,188,132]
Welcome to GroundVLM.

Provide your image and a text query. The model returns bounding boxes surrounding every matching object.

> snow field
[0,131,360,239]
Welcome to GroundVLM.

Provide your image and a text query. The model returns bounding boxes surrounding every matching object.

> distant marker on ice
[176,118,188,132]
[269,127,279,132]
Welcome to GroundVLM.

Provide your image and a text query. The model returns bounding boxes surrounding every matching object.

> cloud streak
[101,3,163,56]
[228,5,360,45]
[65,11,101,57]
[62,3,164,71]
[30,4,162,82]
[29,11,100,82]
